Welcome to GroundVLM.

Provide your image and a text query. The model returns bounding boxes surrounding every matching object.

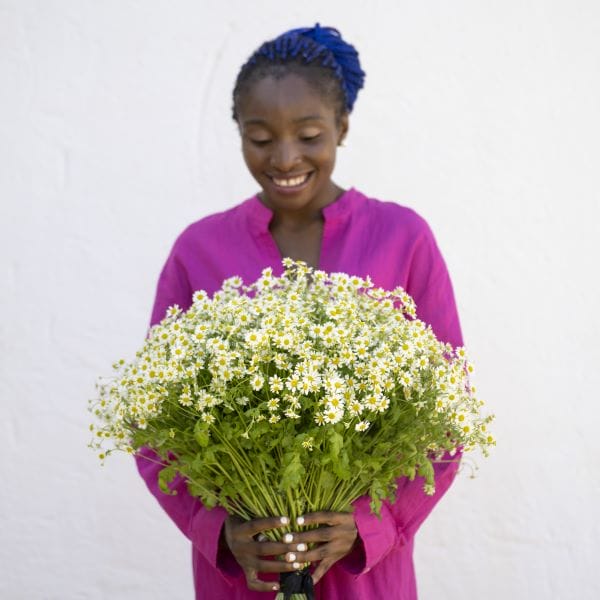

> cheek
[241,146,263,171]
[313,144,337,170]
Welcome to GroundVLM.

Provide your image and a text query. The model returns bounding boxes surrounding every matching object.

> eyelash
[250,135,320,147]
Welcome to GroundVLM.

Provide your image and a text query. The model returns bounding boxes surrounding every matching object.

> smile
[269,172,313,191]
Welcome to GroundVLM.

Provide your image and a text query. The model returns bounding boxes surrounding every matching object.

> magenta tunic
[136,188,463,599]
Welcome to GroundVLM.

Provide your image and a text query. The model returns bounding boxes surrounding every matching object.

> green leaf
[328,430,343,458]
[279,453,305,491]
[193,420,210,447]
[154,429,170,448]
[188,481,217,508]
[320,470,335,492]
[404,464,417,480]
[332,449,351,480]
[417,461,435,486]
[158,465,178,495]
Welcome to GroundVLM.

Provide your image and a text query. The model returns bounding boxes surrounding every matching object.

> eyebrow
[243,115,324,126]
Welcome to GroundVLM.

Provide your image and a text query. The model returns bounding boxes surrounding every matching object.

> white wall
[1,1,599,598]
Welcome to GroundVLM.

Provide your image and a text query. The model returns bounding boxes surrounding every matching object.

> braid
[232,24,365,122]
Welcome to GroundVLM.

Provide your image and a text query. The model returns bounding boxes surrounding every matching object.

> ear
[337,112,349,146]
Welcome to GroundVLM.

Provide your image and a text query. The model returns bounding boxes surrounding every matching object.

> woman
[136,24,463,599]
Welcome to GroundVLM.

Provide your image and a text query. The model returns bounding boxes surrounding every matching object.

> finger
[292,520,357,547]
[295,511,352,527]
[251,558,303,573]
[286,545,328,564]
[244,567,281,593]
[237,515,290,538]
[311,557,336,586]
[251,541,291,557]
[285,535,358,565]
[289,527,337,545]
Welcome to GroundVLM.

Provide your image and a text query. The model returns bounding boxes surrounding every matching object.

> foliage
[89,259,494,527]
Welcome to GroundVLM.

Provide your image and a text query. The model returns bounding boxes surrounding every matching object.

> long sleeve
[340,208,463,577]
[387,451,460,544]
[134,240,239,583]
[389,221,463,545]
[405,217,463,349]
[341,455,459,577]
[135,447,233,577]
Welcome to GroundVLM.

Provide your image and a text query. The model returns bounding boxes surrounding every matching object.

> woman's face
[236,73,348,217]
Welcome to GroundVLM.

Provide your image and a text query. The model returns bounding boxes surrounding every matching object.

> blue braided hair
[232,24,365,121]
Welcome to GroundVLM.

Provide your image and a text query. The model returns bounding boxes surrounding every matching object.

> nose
[269,140,301,172]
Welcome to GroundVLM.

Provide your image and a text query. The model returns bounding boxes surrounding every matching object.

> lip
[267,171,314,194]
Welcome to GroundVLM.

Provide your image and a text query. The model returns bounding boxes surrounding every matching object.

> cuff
[338,495,397,577]
[190,505,242,584]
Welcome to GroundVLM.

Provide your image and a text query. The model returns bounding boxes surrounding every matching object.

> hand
[224,514,301,593]
[284,511,358,585]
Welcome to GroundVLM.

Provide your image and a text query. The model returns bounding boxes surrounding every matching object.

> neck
[260,181,345,230]
[269,209,323,232]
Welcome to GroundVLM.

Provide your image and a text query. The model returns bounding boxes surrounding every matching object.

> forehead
[237,73,336,126]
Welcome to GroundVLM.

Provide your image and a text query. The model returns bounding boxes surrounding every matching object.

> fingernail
[272,584,279,591]
[296,515,305,526]
[283,533,294,543]
[257,533,268,542]
[292,561,301,569]
[286,552,296,562]
[297,543,307,552]
[280,516,289,525]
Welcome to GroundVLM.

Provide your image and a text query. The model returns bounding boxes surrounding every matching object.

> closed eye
[249,135,319,146]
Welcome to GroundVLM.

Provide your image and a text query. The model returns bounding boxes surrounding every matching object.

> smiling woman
[135,24,465,600]
[230,26,360,270]
[236,72,348,268]
[237,74,347,220]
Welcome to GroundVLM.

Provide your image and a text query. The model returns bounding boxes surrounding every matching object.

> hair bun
[287,24,365,112]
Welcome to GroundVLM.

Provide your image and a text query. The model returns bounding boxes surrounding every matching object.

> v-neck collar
[243,187,357,234]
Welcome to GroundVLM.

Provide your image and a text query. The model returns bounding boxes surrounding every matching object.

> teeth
[273,174,309,187]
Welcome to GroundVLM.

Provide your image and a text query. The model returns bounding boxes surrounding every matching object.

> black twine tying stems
[279,567,315,600]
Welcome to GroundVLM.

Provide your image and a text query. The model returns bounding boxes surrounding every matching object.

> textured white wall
[1,1,599,598]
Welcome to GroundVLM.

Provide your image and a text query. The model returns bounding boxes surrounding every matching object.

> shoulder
[350,189,434,241]
[169,199,250,255]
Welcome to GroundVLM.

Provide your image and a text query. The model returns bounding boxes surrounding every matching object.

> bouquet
[89,259,494,597]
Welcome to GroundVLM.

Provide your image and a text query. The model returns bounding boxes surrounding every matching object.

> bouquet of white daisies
[89,259,493,595]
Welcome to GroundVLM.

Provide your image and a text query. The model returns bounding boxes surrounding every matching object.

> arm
[341,455,460,575]
[135,241,239,581]
[342,216,465,575]
[135,447,234,576]
[406,216,463,348]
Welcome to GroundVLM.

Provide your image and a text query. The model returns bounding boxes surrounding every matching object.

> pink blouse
[136,187,463,599]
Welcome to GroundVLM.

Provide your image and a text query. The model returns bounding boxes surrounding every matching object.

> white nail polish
[292,561,301,569]
[257,533,267,542]
[297,543,307,552]
[283,533,294,543]
[280,516,289,525]
[286,552,296,562]
[296,516,305,526]
[272,584,279,591]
